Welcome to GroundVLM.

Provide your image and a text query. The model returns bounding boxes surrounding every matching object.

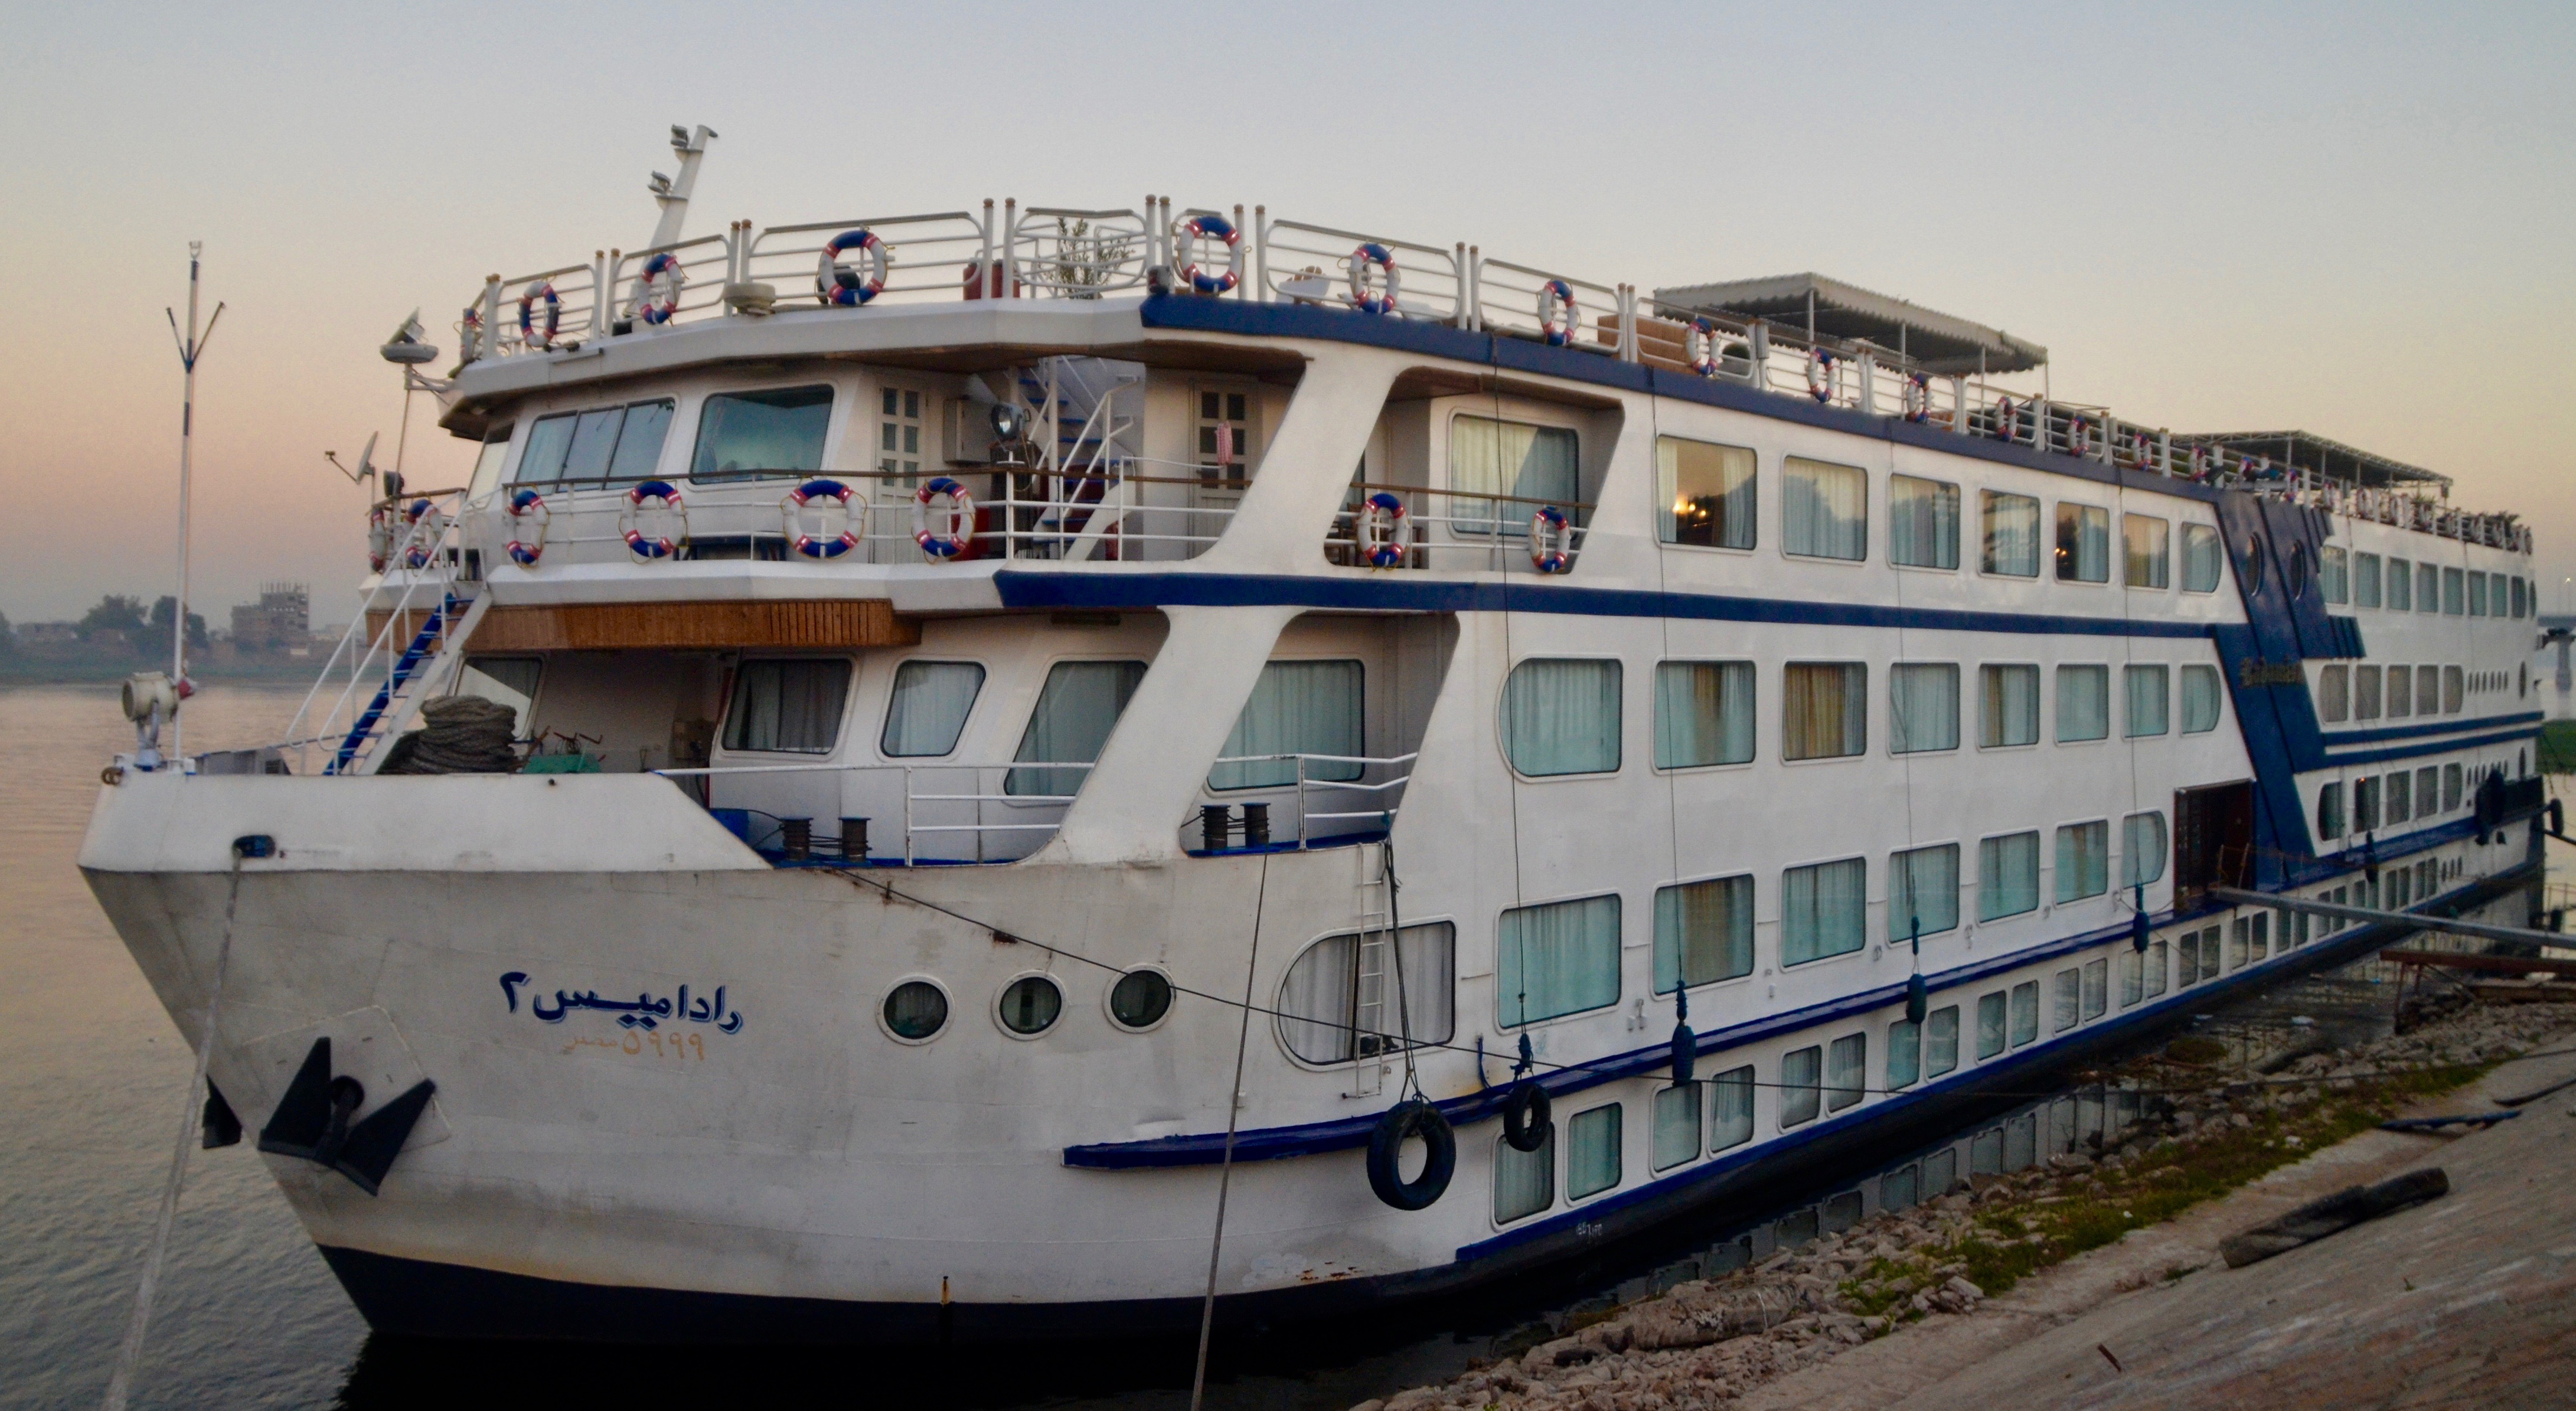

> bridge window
[515,399,675,485]
[690,384,832,481]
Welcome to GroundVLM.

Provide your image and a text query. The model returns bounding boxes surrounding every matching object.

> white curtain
[1496,894,1621,1026]
[2386,770,2412,822]
[1654,874,1754,992]
[1008,659,1145,795]
[2056,665,2108,742]
[1493,1131,1554,1223]
[1981,664,2039,747]
[1783,662,1866,760]
[1891,663,1958,754]
[1781,857,1865,965]
[1211,659,1364,789]
[1779,1046,1822,1126]
[1978,831,2039,920]
[2354,666,2382,720]
[1276,935,1359,1064]
[2056,821,2109,902]
[1452,415,1578,535]
[1656,437,1755,549]
[2321,546,2349,603]
[1889,844,1959,940]
[1784,458,1866,560]
[2124,665,2169,737]
[2386,665,2412,718]
[2180,665,2222,734]
[1982,491,2040,577]
[2058,504,2109,582]
[1826,1033,1866,1110]
[1889,475,1958,569]
[2319,666,2350,723]
[1886,1018,1921,1090]
[2123,514,2169,587]
[2419,563,2440,614]
[1925,1005,1959,1077]
[2053,968,2081,1031]
[1654,661,1752,769]
[1710,1066,1755,1151]
[2120,948,2144,1007]
[1652,1083,1702,1171]
[1566,1105,1622,1198]
[2146,940,2169,997]
[881,661,985,757]
[2126,814,2170,889]
[1503,659,1621,776]
[1275,922,1455,1064]
[2182,524,2222,592]
[724,659,852,753]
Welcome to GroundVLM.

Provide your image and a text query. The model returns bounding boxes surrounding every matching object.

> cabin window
[2444,666,2464,713]
[2386,770,2412,822]
[1975,992,2007,1059]
[2124,664,2170,737]
[2056,503,2110,583]
[1889,843,1960,942]
[1497,894,1621,1027]
[2182,523,2223,593]
[2124,811,2169,887]
[2513,576,2529,618]
[2417,666,2440,716]
[2417,563,2440,613]
[468,423,515,500]
[1783,458,1867,561]
[458,656,542,733]
[1978,831,2040,920]
[1502,658,1621,776]
[2353,775,2381,832]
[1276,922,1455,1064]
[1889,475,1960,570]
[1826,1033,1866,1111]
[2443,567,2465,616]
[1925,1005,1960,1077]
[2470,571,2491,617]
[2386,664,2413,718]
[1886,1018,1921,1090]
[1783,662,1866,760]
[2354,553,2382,609]
[877,386,925,489]
[1210,660,1364,790]
[1451,414,1575,536]
[690,384,832,481]
[881,980,950,1041]
[1981,491,2041,577]
[1007,659,1147,795]
[2387,558,2413,610]
[1652,1083,1702,1171]
[722,658,852,754]
[2120,948,2146,1007]
[1654,661,1754,769]
[2147,939,2171,997]
[2318,665,2350,723]
[1566,1103,1622,1199]
[2009,981,2040,1046]
[1653,875,1754,994]
[2180,665,2223,734]
[1779,1047,1823,1127]
[2056,664,2110,742]
[2317,782,2346,840]
[1781,858,1866,966]
[2177,929,2206,985]
[2083,958,2108,1020]
[2320,546,2349,603]
[2056,820,2110,902]
[2353,666,2382,721]
[2053,968,2081,1032]
[1980,664,2040,747]
[1656,436,1754,550]
[1710,1066,1755,1151]
[2124,514,2169,589]
[2443,763,2463,812]
[880,661,985,757]
[1493,1129,1555,1224]
[1889,664,1960,755]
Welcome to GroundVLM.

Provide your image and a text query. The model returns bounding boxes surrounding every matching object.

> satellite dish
[380,308,440,365]
[324,431,380,488]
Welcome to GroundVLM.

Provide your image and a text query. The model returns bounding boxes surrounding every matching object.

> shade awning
[1648,272,2047,376]
[2186,430,2451,492]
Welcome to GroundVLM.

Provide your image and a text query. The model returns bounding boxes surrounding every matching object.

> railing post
[1253,204,1268,302]
[1947,375,1966,433]
[1233,205,1248,301]
[1618,285,1637,363]
[1452,243,1469,328]
[1857,350,1878,416]
[482,276,503,357]
[1003,199,1019,298]
[2157,429,2172,477]
[590,250,609,342]
[1466,246,1481,331]
[1748,322,1770,393]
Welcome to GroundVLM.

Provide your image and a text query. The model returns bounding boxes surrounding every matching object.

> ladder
[1346,845,1399,1098]
[326,589,491,775]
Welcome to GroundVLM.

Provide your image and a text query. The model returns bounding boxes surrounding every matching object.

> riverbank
[1346,998,2576,1411]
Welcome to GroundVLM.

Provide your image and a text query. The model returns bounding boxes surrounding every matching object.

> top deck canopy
[1649,272,2048,377]
[2185,430,2451,493]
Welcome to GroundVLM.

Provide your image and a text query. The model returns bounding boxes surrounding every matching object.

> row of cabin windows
[508,385,836,487]
[1653,436,2222,588]
[2317,760,2500,839]
[2317,664,2476,722]
[1509,658,2225,776]
[2320,549,2532,620]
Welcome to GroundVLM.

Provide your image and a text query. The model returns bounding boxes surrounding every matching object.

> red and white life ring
[783,479,863,558]
[1357,491,1409,569]
[517,283,560,350]
[1173,214,1242,295]
[2063,414,2090,458]
[1806,348,1836,403]
[1537,279,1578,347]
[912,476,977,560]
[620,480,686,560]
[632,253,685,325]
[818,229,889,305]
[1901,373,1931,423]
[1529,505,1573,574]
[505,489,548,566]
[401,499,439,570]
[1347,243,1399,315]
[366,504,394,573]
[1991,396,2017,442]
[1686,318,1725,377]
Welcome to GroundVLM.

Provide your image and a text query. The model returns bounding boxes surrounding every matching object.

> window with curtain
[1889,475,1959,569]
[2053,968,2081,1031]
[1826,1033,1866,1111]
[2085,957,2108,1018]
[1493,1129,1554,1223]
[2177,929,2204,985]
[1496,894,1621,1027]
[2182,523,2223,593]
[2443,666,2463,713]
[2120,948,2145,1007]
[2123,514,2169,588]
[1656,436,1754,549]
[1889,663,1959,754]
[1925,1005,1959,1077]
[2320,546,2349,603]
[1976,991,2007,1059]
[1981,491,2040,577]
[2180,665,2223,734]
[2355,553,2382,608]
[1451,414,1578,536]
[1502,658,1621,776]
[1888,843,1960,942]
[1654,661,1754,769]
[2385,769,2411,822]
[1783,457,1866,560]
[723,658,853,753]
[1653,876,1753,994]
[2125,664,2169,737]
[880,661,985,757]
[2123,811,2168,887]
[1209,659,1364,789]
[2387,558,2413,610]
[1652,1083,1701,1171]
[1566,1103,1622,1199]
[2387,665,2412,718]
[2318,665,2349,723]
[1978,831,2040,920]
[2317,782,2345,840]
[2056,819,2110,902]
[2146,939,2169,997]
[690,385,833,481]
[1886,1018,1921,1090]
[1783,662,1866,760]
[2355,666,2382,720]
[1710,1066,1754,1151]
[1780,1046,1823,1127]
[2443,763,2463,812]
[2057,664,2109,742]
[1275,922,1455,1064]
[1980,664,2040,747]
[2009,980,2039,1046]
[1007,659,1147,795]
[1781,857,1866,966]
[2056,503,2110,582]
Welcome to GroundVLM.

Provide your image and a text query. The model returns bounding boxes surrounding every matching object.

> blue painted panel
[2325,725,2543,769]
[2322,711,2543,747]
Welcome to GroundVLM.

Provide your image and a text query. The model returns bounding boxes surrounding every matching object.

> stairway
[326,590,491,775]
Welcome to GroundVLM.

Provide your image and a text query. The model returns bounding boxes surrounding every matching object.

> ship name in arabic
[499,972,745,1034]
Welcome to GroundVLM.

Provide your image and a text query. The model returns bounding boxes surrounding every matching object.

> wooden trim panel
[449,600,920,652]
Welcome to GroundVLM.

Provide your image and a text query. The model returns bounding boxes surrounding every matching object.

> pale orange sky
[4,1,2571,625]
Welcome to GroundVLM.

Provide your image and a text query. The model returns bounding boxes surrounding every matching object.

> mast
[164,243,223,756]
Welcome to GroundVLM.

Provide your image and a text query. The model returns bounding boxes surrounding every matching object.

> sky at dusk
[2,1,2570,625]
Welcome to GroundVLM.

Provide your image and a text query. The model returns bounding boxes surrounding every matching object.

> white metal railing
[1259,216,1468,324]
[1472,257,1634,361]
[650,759,1098,864]
[1321,484,1594,574]
[1197,751,1418,848]
[741,210,994,308]
[276,490,475,775]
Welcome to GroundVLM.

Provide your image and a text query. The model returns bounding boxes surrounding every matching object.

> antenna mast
[163,243,224,755]
[645,124,717,251]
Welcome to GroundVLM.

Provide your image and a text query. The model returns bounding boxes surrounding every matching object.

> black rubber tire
[1366,1100,1456,1211]
[1501,1080,1552,1153]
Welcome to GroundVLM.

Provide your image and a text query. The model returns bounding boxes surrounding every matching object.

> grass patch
[2540,720,2576,776]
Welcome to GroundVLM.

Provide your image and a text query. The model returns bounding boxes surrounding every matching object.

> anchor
[255,1037,436,1196]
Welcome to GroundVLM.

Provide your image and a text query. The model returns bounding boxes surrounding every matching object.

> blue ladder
[327,594,456,775]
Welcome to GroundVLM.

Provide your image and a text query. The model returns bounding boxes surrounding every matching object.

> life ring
[459,304,484,361]
[633,253,684,325]
[2189,445,2215,482]
[818,229,888,306]
[504,488,548,566]
[1347,243,1399,315]
[783,478,863,558]
[1536,279,1578,347]
[1686,318,1725,377]
[1364,1099,1456,1211]
[912,476,977,560]
[1500,1080,1551,1153]
[1528,505,1572,573]
[517,283,560,350]
[2063,414,2089,458]
[2129,431,2155,472]
[1991,395,2017,442]
[401,499,438,570]
[1173,213,1242,295]
[1357,491,1409,569]
[620,480,686,560]
[1901,373,1931,423]
[366,505,394,573]
[1806,348,1836,402]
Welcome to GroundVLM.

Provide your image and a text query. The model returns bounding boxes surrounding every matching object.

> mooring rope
[102,854,244,1411]
[1189,851,1269,1411]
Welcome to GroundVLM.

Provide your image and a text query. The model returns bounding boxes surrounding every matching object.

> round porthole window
[882,979,949,1043]
[997,975,1063,1036]
[1108,968,1173,1031]
[2242,537,2268,595]
[2286,541,2311,598]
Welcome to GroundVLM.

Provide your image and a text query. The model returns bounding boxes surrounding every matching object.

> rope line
[1187,853,1268,1411]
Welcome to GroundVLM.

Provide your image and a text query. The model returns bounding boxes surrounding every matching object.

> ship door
[2174,782,2254,904]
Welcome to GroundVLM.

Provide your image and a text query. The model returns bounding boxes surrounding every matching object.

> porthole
[1108,968,1174,1031]
[997,974,1064,1037]
[880,978,951,1044]
[2241,537,2268,596]
[2285,541,2311,598]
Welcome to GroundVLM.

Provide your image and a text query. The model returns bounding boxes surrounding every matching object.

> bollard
[781,816,812,861]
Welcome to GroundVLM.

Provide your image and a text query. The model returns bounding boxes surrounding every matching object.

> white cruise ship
[81,134,2549,1345]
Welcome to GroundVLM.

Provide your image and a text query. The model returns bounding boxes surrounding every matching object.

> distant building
[230,583,310,652]
[17,621,80,645]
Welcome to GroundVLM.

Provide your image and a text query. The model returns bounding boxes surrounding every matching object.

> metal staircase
[1017,357,1141,558]
[325,589,491,775]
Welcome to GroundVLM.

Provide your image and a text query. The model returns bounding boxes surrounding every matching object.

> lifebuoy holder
[621,480,686,560]
[1357,491,1409,569]
[819,229,889,306]
[783,479,864,558]
[504,489,548,567]
[913,476,977,560]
